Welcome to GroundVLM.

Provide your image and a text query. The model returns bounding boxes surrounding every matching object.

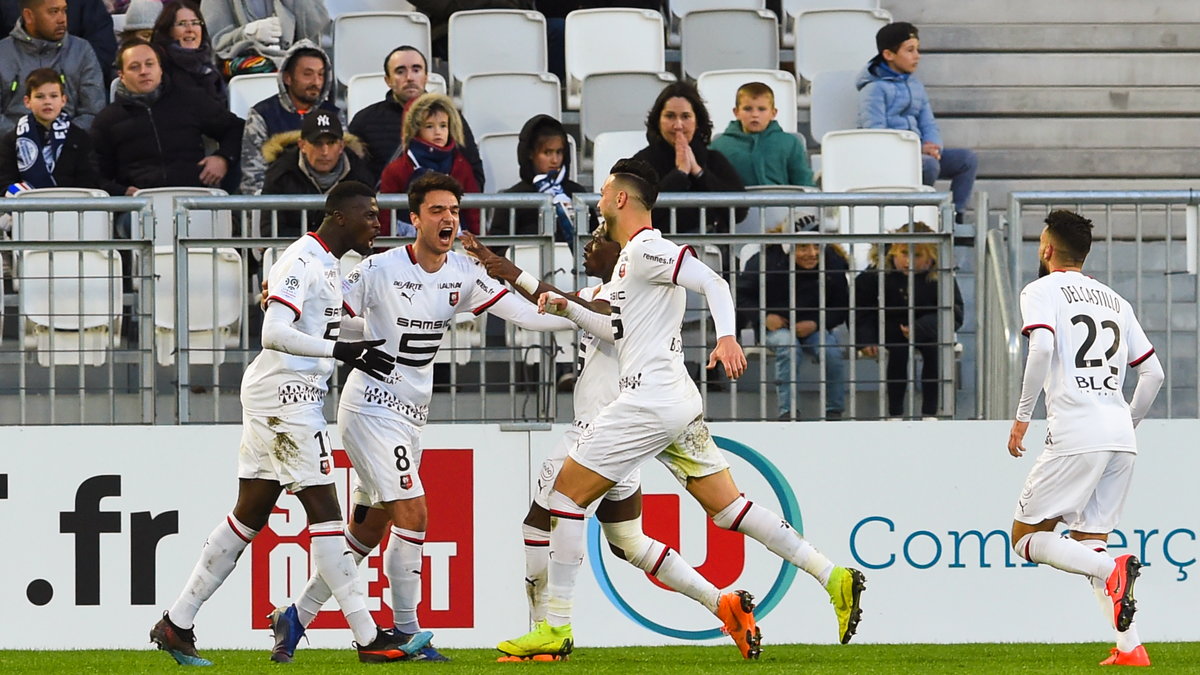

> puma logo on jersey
[399,291,414,302]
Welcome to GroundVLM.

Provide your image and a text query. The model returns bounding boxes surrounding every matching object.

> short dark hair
[876,21,919,55]
[325,180,376,216]
[1044,209,1093,263]
[151,1,209,51]
[407,172,463,214]
[383,45,427,74]
[24,67,63,97]
[286,47,326,75]
[18,0,43,10]
[609,158,659,209]
[645,81,714,145]
[116,37,165,71]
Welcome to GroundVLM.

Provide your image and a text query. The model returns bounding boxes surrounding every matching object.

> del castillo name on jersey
[1059,284,1121,312]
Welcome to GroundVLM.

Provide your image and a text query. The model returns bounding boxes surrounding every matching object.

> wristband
[514,270,539,295]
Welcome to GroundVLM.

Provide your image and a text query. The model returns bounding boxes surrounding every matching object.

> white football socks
[713,497,834,585]
[1079,538,1141,652]
[309,521,376,644]
[545,491,587,628]
[522,523,551,623]
[168,514,257,629]
[295,529,371,627]
[602,518,721,614]
[386,527,425,635]
[1013,531,1115,580]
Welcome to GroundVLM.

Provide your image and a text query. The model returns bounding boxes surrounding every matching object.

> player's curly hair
[1044,209,1093,263]
[644,81,714,146]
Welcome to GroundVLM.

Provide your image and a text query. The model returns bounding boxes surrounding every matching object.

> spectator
[490,114,594,246]
[259,111,373,238]
[738,235,850,420]
[853,222,964,419]
[379,93,480,234]
[348,45,484,188]
[118,0,158,42]
[632,81,744,234]
[0,0,115,86]
[856,22,977,222]
[150,0,225,106]
[709,81,814,188]
[200,0,328,76]
[0,0,106,136]
[238,40,336,195]
[91,38,242,199]
[0,67,98,189]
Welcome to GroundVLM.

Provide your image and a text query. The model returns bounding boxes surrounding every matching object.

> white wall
[1,420,1196,649]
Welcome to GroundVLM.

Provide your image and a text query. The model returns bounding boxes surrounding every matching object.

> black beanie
[876,21,919,54]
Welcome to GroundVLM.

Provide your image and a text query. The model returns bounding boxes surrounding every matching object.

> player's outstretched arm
[540,292,615,342]
[261,302,337,357]
[1128,352,1164,428]
[487,291,580,332]
[461,232,610,314]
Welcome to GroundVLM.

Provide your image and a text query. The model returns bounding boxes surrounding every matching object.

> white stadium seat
[580,71,676,143]
[591,131,647,191]
[667,0,763,48]
[478,132,522,196]
[153,248,243,366]
[227,73,277,119]
[564,8,664,109]
[793,8,890,82]
[448,10,547,95]
[461,71,561,139]
[132,187,231,247]
[681,9,779,81]
[325,0,413,20]
[781,0,879,48]
[22,249,123,366]
[697,69,798,134]
[333,12,431,86]
[809,69,861,142]
[13,187,111,240]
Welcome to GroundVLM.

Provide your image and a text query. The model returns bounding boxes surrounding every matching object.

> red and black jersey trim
[393,531,425,545]
[342,301,357,318]
[649,547,670,576]
[306,231,332,253]
[226,516,253,543]
[345,536,373,557]
[524,539,550,547]
[1129,348,1155,367]
[405,244,418,264]
[630,226,655,241]
[672,245,696,284]
[729,501,753,531]
[268,295,302,320]
[549,508,585,521]
[472,287,509,315]
[1022,324,1053,337]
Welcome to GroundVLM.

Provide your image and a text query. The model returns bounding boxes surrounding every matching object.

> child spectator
[854,222,964,419]
[151,0,226,107]
[0,68,98,189]
[709,81,814,188]
[119,0,160,42]
[379,92,480,234]
[490,114,594,246]
[856,22,977,222]
[737,234,849,420]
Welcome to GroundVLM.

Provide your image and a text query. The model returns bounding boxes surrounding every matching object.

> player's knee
[601,520,653,566]
[606,541,629,561]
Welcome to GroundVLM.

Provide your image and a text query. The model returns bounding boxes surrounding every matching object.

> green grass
[2,643,1198,674]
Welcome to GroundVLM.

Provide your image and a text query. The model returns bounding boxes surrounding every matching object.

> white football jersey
[339,245,508,426]
[605,227,698,401]
[241,232,343,415]
[1019,270,1155,455]
[572,283,619,424]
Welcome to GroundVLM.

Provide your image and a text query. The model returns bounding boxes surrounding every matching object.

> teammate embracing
[1007,210,1164,667]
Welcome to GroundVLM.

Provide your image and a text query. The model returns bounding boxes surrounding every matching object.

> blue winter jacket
[855,55,941,147]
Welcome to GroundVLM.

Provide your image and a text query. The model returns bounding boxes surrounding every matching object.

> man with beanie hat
[856,21,978,223]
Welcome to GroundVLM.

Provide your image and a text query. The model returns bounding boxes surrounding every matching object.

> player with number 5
[1007,210,1164,666]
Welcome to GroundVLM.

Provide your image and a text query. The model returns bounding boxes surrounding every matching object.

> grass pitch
[2,643,1198,674]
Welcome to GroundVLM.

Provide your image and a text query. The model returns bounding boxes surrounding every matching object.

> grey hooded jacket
[200,0,329,65]
[0,19,105,136]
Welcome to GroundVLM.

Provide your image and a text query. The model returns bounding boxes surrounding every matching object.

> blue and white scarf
[14,111,70,188]
[533,167,576,248]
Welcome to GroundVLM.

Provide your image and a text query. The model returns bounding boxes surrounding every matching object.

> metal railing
[976,227,1021,420]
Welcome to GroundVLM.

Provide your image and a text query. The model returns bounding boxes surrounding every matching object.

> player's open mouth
[438,226,454,244]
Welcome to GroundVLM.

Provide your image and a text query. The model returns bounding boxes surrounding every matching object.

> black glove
[332,338,395,381]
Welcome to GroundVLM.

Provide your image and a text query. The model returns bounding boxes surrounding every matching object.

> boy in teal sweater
[709,82,813,187]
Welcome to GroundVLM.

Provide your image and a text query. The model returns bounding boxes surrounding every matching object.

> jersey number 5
[611,304,625,340]
[1071,314,1120,372]
[395,332,441,367]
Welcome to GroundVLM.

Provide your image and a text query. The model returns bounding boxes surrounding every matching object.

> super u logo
[588,437,800,639]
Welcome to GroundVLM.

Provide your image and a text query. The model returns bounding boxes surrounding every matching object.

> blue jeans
[765,327,847,417]
[921,148,978,213]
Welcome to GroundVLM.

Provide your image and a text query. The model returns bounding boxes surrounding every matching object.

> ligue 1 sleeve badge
[618,262,627,278]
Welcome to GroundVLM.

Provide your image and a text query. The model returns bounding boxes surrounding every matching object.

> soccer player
[464,228,763,660]
[264,172,583,663]
[1007,210,1164,667]
[498,158,867,659]
[150,181,429,666]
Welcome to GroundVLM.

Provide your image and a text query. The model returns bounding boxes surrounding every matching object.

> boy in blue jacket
[710,81,814,188]
[856,22,977,222]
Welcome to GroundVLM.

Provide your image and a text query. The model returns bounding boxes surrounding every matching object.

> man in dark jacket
[0,0,115,85]
[260,110,373,238]
[348,45,483,188]
[90,39,243,198]
[738,238,850,419]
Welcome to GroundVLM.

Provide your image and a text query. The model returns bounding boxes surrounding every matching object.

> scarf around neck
[115,79,163,108]
[532,167,576,247]
[406,138,455,177]
[14,111,70,188]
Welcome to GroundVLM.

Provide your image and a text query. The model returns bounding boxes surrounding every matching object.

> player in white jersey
[263,172,583,663]
[151,181,431,666]
[499,159,867,659]
[463,228,763,660]
[1007,210,1164,667]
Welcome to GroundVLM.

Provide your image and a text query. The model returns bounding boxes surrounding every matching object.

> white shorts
[238,408,334,491]
[340,411,425,506]
[535,420,641,516]
[1013,450,1136,533]
[570,392,729,487]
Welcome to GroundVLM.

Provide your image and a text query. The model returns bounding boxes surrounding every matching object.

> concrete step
[938,117,1200,149]
[929,86,1200,116]
[920,24,1200,52]
[919,54,1200,87]
[973,148,1198,179]
[881,0,1199,25]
